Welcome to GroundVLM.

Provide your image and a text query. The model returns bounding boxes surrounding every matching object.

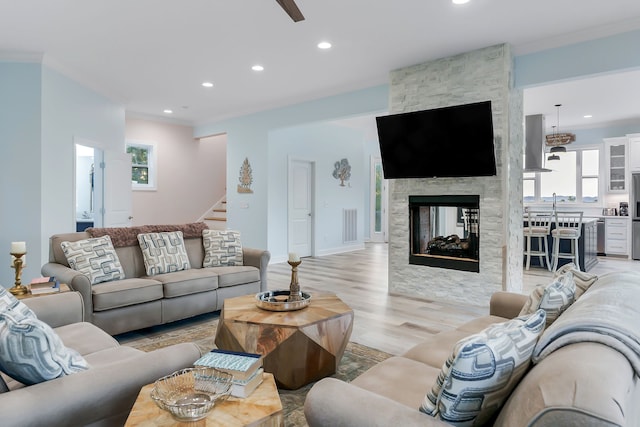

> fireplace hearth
[409,195,480,272]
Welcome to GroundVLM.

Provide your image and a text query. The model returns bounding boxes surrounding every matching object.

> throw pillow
[202,229,243,267]
[61,235,125,285]
[138,231,191,276]
[0,284,35,319]
[519,272,577,327]
[0,287,89,386]
[553,262,598,299]
[420,309,546,426]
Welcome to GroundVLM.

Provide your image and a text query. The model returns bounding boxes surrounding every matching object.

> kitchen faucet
[552,192,557,213]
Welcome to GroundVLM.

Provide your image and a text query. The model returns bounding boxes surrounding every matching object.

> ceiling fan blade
[276,0,305,22]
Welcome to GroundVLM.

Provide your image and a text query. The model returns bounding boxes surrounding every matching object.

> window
[126,141,157,191]
[523,148,600,204]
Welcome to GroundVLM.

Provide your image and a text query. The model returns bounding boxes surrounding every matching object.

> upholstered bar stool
[523,211,552,270]
[551,211,583,272]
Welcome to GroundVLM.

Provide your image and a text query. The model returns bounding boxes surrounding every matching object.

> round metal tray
[255,290,311,312]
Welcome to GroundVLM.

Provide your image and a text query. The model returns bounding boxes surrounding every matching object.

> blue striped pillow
[420,309,546,426]
[0,287,89,385]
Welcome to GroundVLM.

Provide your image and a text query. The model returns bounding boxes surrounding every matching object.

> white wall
[195,85,389,251]
[0,62,42,286]
[0,62,125,288]
[126,118,226,225]
[267,122,366,262]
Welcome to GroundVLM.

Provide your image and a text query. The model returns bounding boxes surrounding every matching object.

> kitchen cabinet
[605,217,629,256]
[629,135,640,173]
[605,137,628,192]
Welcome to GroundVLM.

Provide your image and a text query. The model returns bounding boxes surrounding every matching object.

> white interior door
[370,156,388,242]
[288,159,313,257]
[103,150,133,227]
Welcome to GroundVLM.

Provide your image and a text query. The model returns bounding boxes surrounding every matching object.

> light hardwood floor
[267,243,640,356]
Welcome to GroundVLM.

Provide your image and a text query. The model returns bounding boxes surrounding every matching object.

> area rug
[116,312,392,427]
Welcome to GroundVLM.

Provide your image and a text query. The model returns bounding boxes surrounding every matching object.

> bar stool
[523,211,552,270]
[551,211,583,272]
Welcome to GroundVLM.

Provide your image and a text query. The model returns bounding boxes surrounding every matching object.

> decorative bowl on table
[150,367,233,422]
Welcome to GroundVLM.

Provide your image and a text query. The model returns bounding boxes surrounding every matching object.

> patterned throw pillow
[420,309,546,426]
[138,231,191,276]
[0,287,89,386]
[519,272,576,327]
[61,235,125,285]
[202,229,243,267]
[553,262,597,299]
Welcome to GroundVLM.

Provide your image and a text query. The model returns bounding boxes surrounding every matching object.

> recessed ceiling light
[584,114,593,118]
[252,65,264,71]
[202,82,214,88]
[163,109,173,114]
[317,41,332,49]
[452,0,470,4]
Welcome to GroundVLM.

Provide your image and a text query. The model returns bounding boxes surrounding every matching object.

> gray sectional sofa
[41,224,270,335]
[305,270,640,426]
[0,291,201,427]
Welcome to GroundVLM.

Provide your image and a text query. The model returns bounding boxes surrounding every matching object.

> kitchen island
[524,217,598,272]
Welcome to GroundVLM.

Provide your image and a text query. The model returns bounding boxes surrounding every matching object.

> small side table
[16,283,71,300]
[124,372,283,427]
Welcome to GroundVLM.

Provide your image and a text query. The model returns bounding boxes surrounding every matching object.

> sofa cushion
[553,262,598,299]
[91,278,163,312]
[60,235,125,285]
[82,345,144,368]
[214,266,260,288]
[54,322,120,356]
[202,229,244,267]
[403,315,508,369]
[150,269,219,298]
[0,296,89,385]
[519,272,576,327]
[351,356,441,409]
[420,309,546,426]
[138,231,191,276]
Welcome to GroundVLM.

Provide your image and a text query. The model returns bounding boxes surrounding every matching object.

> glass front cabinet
[605,137,628,193]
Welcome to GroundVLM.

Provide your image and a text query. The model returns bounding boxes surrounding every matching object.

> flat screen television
[376,100,496,179]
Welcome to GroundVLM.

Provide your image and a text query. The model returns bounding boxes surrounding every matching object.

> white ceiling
[1,0,640,128]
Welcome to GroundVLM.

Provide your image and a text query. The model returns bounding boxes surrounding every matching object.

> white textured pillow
[519,272,576,327]
[553,262,598,299]
[420,309,546,426]
[61,235,125,285]
[138,231,191,276]
[0,287,89,386]
[202,229,243,267]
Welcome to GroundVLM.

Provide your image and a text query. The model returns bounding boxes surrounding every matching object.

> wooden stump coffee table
[214,292,354,390]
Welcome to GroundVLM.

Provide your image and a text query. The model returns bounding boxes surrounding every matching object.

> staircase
[199,196,227,230]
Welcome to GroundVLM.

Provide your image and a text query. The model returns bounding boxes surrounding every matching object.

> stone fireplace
[387,44,524,306]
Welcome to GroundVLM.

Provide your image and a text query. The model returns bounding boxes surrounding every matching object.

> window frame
[126,140,157,191]
[523,144,602,206]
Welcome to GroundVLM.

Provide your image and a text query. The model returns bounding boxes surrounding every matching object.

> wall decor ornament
[332,158,351,187]
[238,157,253,193]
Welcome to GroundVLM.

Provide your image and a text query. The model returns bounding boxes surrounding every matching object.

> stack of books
[29,277,60,295]
[194,349,264,398]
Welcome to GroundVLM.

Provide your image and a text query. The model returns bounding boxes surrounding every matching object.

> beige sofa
[305,270,640,426]
[41,225,270,335]
[0,292,201,427]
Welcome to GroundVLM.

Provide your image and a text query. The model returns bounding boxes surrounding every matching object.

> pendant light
[546,104,573,161]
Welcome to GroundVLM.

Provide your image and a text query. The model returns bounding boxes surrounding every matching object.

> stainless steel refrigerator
[633,173,640,260]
